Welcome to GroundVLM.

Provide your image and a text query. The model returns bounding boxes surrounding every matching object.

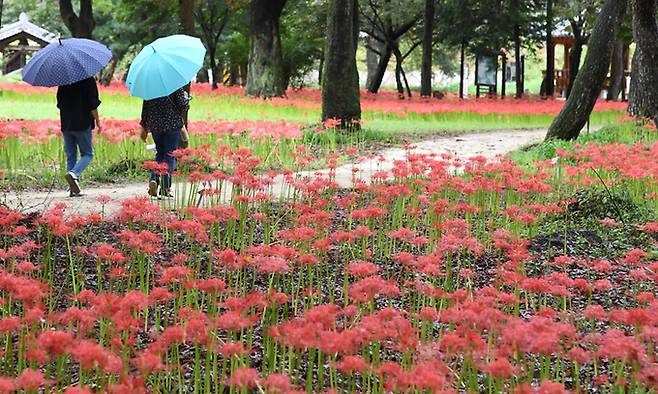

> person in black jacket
[56,77,102,197]
[139,88,189,198]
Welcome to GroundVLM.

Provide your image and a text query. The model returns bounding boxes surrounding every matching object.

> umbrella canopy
[22,38,112,87]
[126,35,206,100]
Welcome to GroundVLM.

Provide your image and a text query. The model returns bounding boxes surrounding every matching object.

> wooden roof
[0,13,56,50]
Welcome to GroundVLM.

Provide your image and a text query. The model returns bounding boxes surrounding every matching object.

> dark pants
[150,127,181,190]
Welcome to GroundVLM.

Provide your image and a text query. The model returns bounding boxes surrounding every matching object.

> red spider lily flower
[594,329,648,363]
[255,255,290,274]
[624,248,649,265]
[348,276,401,303]
[0,377,15,393]
[536,380,571,394]
[228,367,260,389]
[16,369,49,392]
[186,278,227,294]
[37,330,74,358]
[117,229,162,254]
[336,355,369,374]
[133,351,164,375]
[482,357,515,379]
[220,341,251,357]
[566,346,592,365]
[263,373,291,393]
[159,265,192,285]
[148,287,173,305]
[64,386,94,394]
[347,260,380,277]
[106,376,147,394]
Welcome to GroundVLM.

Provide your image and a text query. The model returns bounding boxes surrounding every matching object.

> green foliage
[436,0,544,53]
[2,0,67,34]
[281,0,327,88]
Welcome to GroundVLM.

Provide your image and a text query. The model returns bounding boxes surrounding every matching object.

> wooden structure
[0,13,56,74]
[543,34,630,99]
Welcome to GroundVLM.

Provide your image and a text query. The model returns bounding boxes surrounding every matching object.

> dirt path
[2,129,547,215]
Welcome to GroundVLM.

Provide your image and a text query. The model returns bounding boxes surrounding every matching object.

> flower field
[0,82,627,189]
[0,118,657,393]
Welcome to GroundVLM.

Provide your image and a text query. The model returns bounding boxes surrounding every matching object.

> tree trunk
[100,57,118,86]
[321,0,361,128]
[179,0,195,35]
[366,36,381,88]
[607,40,625,101]
[459,40,465,99]
[0,0,4,29]
[420,0,435,97]
[565,28,583,98]
[628,0,658,124]
[543,0,555,97]
[367,44,392,94]
[318,53,324,85]
[245,0,287,98]
[59,0,95,38]
[514,24,523,98]
[211,61,220,90]
[545,0,627,140]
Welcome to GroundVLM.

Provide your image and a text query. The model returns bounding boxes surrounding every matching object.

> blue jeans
[62,127,93,178]
[150,127,181,190]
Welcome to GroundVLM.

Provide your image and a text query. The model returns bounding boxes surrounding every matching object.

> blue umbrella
[22,38,112,87]
[126,35,206,100]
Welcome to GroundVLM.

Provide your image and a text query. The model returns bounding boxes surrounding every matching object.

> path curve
[2,129,547,215]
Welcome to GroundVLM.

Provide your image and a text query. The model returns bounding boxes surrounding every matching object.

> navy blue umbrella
[22,38,112,87]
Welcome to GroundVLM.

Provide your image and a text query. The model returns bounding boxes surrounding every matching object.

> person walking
[139,88,189,198]
[22,38,111,197]
[57,76,102,197]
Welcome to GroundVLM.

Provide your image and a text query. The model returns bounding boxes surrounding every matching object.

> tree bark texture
[245,0,287,98]
[365,37,381,88]
[459,40,465,99]
[514,24,523,98]
[420,0,435,97]
[545,0,627,140]
[59,0,95,38]
[628,0,658,123]
[367,44,392,93]
[321,0,361,128]
[543,0,555,97]
[180,0,195,35]
[607,40,625,101]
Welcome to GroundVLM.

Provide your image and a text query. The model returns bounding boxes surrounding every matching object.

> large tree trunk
[245,0,287,98]
[545,0,627,140]
[59,0,95,38]
[321,0,361,128]
[420,0,435,97]
[628,0,658,124]
[367,44,392,94]
[607,40,625,101]
[543,0,555,97]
